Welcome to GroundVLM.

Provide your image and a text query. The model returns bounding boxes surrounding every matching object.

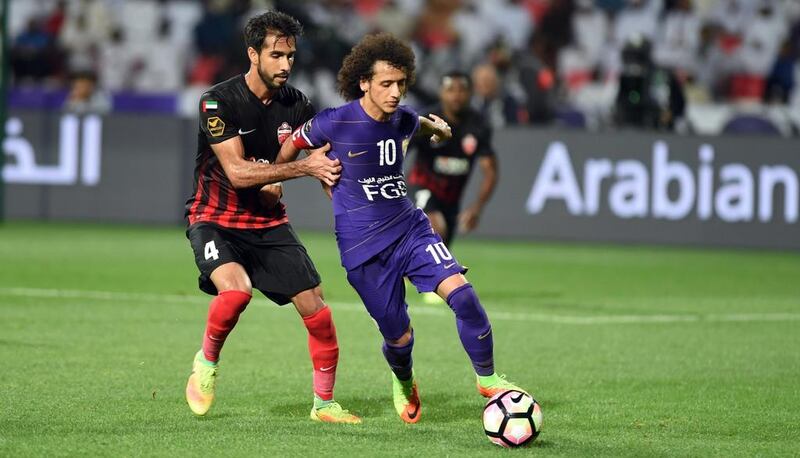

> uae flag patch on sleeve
[203,100,218,112]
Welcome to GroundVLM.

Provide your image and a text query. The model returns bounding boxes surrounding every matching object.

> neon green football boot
[185,350,218,416]
[392,372,421,423]
[310,397,362,424]
[477,373,527,398]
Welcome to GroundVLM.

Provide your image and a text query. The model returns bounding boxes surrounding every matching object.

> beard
[258,66,289,90]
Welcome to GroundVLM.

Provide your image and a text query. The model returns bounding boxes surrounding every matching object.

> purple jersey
[292,100,421,269]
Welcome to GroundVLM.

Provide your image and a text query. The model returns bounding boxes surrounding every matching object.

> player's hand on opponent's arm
[298,144,341,186]
[419,114,452,144]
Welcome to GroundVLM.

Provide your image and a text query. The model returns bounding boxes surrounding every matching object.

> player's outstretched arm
[418,114,453,143]
[212,136,340,188]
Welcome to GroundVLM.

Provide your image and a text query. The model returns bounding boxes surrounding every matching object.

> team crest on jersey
[402,137,411,157]
[462,133,478,156]
[277,122,292,144]
[207,117,225,137]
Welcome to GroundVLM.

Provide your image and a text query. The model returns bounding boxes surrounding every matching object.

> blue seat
[722,115,781,135]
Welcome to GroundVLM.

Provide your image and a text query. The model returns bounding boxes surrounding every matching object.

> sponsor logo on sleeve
[207,117,225,137]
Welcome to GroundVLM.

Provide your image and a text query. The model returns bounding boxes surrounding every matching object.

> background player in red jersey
[183,11,359,424]
[408,71,499,249]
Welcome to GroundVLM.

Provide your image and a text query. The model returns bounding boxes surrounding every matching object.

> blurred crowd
[7,0,800,133]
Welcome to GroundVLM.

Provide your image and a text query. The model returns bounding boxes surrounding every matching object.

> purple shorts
[345,212,466,340]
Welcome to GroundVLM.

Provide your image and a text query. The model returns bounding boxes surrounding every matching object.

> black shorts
[186,222,321,305]
[409,185,459,245]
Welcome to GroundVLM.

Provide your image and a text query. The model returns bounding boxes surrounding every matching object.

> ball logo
[462,133,478,156]
[277,122,292,144]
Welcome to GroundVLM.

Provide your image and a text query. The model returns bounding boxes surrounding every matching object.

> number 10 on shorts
[425,242,452,264]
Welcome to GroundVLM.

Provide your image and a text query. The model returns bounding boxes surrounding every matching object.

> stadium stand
[6,0,800,135]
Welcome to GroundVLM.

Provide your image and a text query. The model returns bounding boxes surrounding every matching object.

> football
[482,390,542,447]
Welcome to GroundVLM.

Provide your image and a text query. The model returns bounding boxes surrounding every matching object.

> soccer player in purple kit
[277,33,527,424]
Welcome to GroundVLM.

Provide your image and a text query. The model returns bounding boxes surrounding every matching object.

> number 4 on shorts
[204,240,220,260]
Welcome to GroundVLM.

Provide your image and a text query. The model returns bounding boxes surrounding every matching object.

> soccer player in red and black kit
[408,71,498,247]
[184,11,359,424]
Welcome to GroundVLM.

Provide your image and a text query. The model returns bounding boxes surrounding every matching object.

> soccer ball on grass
[482,390,542,447]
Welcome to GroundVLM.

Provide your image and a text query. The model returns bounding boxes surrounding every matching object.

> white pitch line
[1,286,799,326]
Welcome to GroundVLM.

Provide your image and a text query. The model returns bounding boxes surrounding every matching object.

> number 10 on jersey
[378,139,397,166]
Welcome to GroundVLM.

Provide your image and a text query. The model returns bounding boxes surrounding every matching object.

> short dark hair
[441,70,471,88]
[337,33,416,101]
[71,69,97,83]
[244,11,303,52]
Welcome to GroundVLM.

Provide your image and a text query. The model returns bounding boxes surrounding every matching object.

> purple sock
[382,330,414,381]
[446,284,495,376]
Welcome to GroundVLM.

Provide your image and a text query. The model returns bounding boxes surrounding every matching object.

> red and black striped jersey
[185,74,315,229]
[407,105,495,206]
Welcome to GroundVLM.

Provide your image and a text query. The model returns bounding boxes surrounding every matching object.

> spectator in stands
[614,35,685,130]
[764,38,796,104]
[699,0,751,98]
[517,32,557,124]
[411,0,463,103]
[190,0,240,84]
[535,0,574,70]
[612,0,659,47]
[558,0,609,93]
[653,0,701,81]
[604,0,660,76]
[136,17,185,92]
[98,27,142,90]
[44,1,68,37]
[11,18,57,83]
[737,0,787,90]
[64,70,111,114]
[471,62,523,128]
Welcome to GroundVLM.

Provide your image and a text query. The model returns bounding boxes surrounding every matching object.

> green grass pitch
[1,221,799,456]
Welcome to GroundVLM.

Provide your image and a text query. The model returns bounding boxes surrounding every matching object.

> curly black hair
[244,11,303,52]
[337,33,416,101]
